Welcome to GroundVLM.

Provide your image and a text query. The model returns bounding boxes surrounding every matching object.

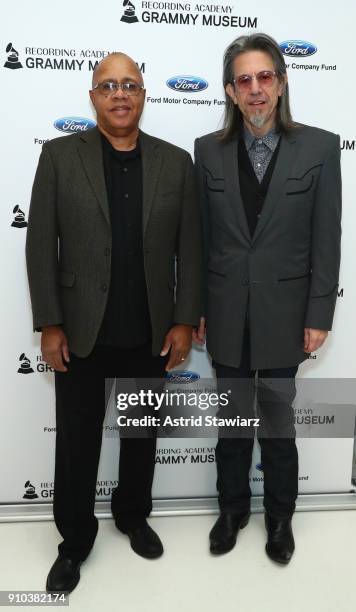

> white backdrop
[0,0,355,508]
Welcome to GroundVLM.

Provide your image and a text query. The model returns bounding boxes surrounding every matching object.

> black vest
[238,136,280,237]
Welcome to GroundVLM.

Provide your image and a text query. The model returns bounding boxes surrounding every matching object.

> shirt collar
[243,124,280,153]
[101,132,141,161]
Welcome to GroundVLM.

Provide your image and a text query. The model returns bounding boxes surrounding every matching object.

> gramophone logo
[11,205,27,228]
[4,42,23,69]
[18,353,34,374]
[23,481,39,499]
[121,0,139,23]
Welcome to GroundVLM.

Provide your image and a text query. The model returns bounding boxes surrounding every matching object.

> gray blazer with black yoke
[194,124,342,369]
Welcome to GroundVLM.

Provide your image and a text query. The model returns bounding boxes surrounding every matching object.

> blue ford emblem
[166,75,208,93]
[279,40,317,57]
[166,370,201,383]
[54,116,96,134]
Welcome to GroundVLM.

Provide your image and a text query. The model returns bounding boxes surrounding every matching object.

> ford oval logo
[166,370,201,384]
[256,463,264,472]
[279,40,317,57]
[166,75,208,93]
[54,116,96,134]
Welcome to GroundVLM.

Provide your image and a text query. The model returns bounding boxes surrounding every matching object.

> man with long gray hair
[194,33,341,563]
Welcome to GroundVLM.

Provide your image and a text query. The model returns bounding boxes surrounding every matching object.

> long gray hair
[219,33,296,141]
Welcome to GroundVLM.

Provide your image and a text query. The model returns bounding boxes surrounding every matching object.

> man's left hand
[160,324,193,371]
[304,328,328,353]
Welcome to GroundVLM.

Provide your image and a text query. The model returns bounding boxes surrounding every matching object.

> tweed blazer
[26,127,202,356]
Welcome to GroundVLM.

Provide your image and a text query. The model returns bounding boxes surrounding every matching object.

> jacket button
[242,277,249,286]
[101,284,108,292]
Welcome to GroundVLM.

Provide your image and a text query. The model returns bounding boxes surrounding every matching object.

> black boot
[265,514,295,564]
[209,511,250,555]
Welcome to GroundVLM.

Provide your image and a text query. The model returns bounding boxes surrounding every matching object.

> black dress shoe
[120,521,164,559]
[46,555,81,594]
[209,511,250,555]
[265,514,295,564]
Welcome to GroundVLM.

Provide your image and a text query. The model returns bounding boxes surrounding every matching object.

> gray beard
[249,112,266,129]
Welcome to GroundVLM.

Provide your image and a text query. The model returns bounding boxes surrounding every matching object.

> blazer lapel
[252,129,298,244]
[223,138,251,244]
[77,127,110,225]
[140,130,162,237]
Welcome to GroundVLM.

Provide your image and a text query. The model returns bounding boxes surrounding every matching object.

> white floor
[0,511,355,612]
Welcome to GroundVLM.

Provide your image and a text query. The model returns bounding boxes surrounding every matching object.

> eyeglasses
[232,70,277,92]
[92,81,145,96]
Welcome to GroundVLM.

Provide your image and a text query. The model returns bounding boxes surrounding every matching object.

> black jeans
[54,343,166,561]
[214,330,298,520]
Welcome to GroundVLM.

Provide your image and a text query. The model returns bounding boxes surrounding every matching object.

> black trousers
[54,343,166,561]
[214,329,299,520]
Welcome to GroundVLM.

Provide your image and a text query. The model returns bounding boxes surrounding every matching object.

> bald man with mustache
[26,52,201,593]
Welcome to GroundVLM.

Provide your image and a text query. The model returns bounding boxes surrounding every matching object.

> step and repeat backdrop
[1,0,356,509]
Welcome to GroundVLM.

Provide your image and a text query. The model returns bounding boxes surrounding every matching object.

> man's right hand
[41,325,70,372]
[192,317,206,345]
